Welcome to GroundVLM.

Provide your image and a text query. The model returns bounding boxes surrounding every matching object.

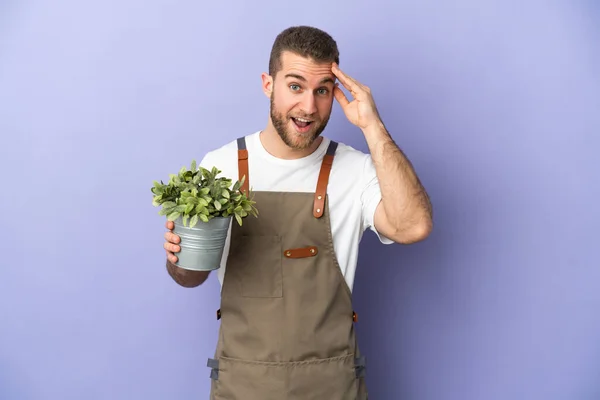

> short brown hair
[268,26,340,76]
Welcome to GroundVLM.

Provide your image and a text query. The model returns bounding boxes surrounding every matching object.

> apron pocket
[210,355,360,400]
[210,356,286,400]
[226,234,283,298]
[287,354,358,400]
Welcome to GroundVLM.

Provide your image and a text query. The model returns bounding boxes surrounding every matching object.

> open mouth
[291,117,313,132]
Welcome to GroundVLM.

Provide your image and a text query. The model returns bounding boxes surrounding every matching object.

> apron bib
[207,136,368,399]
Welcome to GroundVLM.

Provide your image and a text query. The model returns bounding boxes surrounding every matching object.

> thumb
[333,84,350,108]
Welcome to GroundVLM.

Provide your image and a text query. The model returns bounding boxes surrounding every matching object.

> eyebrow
[284,74,335,85]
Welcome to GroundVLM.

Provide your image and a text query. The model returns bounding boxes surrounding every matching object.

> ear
[261,72,273,98]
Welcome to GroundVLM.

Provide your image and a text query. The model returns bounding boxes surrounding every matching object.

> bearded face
[270,91,330,150]
[266,52,336,150]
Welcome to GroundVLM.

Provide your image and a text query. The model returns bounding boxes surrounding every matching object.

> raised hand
[332,63,382,130]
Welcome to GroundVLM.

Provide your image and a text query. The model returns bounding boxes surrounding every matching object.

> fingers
[166,251,178,264]
[163,242,181,255]
[165,230,180,243]
[163,221,179,263]
[332,63,360,95]
[164,240,180,253]
[164,230,180,262]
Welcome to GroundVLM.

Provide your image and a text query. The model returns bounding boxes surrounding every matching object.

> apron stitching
[218,353,355,366]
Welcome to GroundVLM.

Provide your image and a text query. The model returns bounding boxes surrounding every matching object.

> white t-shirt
[199,131,394,292]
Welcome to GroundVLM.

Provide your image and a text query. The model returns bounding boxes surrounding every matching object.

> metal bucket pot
[172,215,231,271]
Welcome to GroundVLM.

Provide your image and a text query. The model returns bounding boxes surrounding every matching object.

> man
[163,26,432,399]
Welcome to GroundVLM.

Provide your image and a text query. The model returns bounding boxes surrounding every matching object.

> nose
[300,93,317,115]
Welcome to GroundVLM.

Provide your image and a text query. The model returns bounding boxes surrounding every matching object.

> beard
[270,93,330,150]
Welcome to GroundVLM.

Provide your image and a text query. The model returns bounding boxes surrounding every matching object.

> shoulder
[199,132,259,178]
[200,131,260,165]
[200,138,239,165]
[330,140,373,176]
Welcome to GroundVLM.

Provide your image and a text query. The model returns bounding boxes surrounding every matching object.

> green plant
[151,160,258,228]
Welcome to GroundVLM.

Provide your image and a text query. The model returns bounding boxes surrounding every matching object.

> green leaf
[158,208,170,216]
[198,198,209,207]
[214,200,222,211]
[189,214,199,228]
[235,213,243,226]
[167,212,180,221]
[199,214,209,223]
[191,160,197,171]
[222,190,230,199]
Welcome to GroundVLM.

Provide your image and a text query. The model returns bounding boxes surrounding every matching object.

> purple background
[1,1,599,399]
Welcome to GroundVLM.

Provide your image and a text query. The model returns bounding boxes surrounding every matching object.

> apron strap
[237,136,338,218]
[313,140,338,218]
[237,137,249,196]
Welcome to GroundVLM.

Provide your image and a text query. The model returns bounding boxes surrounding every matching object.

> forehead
[277,51,335,84]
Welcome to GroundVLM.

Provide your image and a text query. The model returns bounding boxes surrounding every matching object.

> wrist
[361,119,387,138]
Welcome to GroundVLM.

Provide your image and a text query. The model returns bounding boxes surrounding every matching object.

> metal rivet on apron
[317,208,321,213]
[317,195,322,200]
[310,248,315,254]
[286,251,291,257]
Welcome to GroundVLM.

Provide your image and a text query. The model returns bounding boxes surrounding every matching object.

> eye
[289,84,301,91]
[317,88,328,95]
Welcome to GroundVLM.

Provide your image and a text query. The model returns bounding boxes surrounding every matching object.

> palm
[339,98,375,129]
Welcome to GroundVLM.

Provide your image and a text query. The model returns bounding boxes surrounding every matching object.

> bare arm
[363,121,433,244]
[332,62,432,244]
[164,221,210,287]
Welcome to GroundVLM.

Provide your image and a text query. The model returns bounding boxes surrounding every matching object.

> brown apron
[207,136,368,399]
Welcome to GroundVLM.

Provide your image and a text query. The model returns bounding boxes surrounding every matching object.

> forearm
[363,121,433,236]
[166,259,210,288]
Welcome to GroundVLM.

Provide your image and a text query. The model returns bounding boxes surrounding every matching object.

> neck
[259,121,323,160]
